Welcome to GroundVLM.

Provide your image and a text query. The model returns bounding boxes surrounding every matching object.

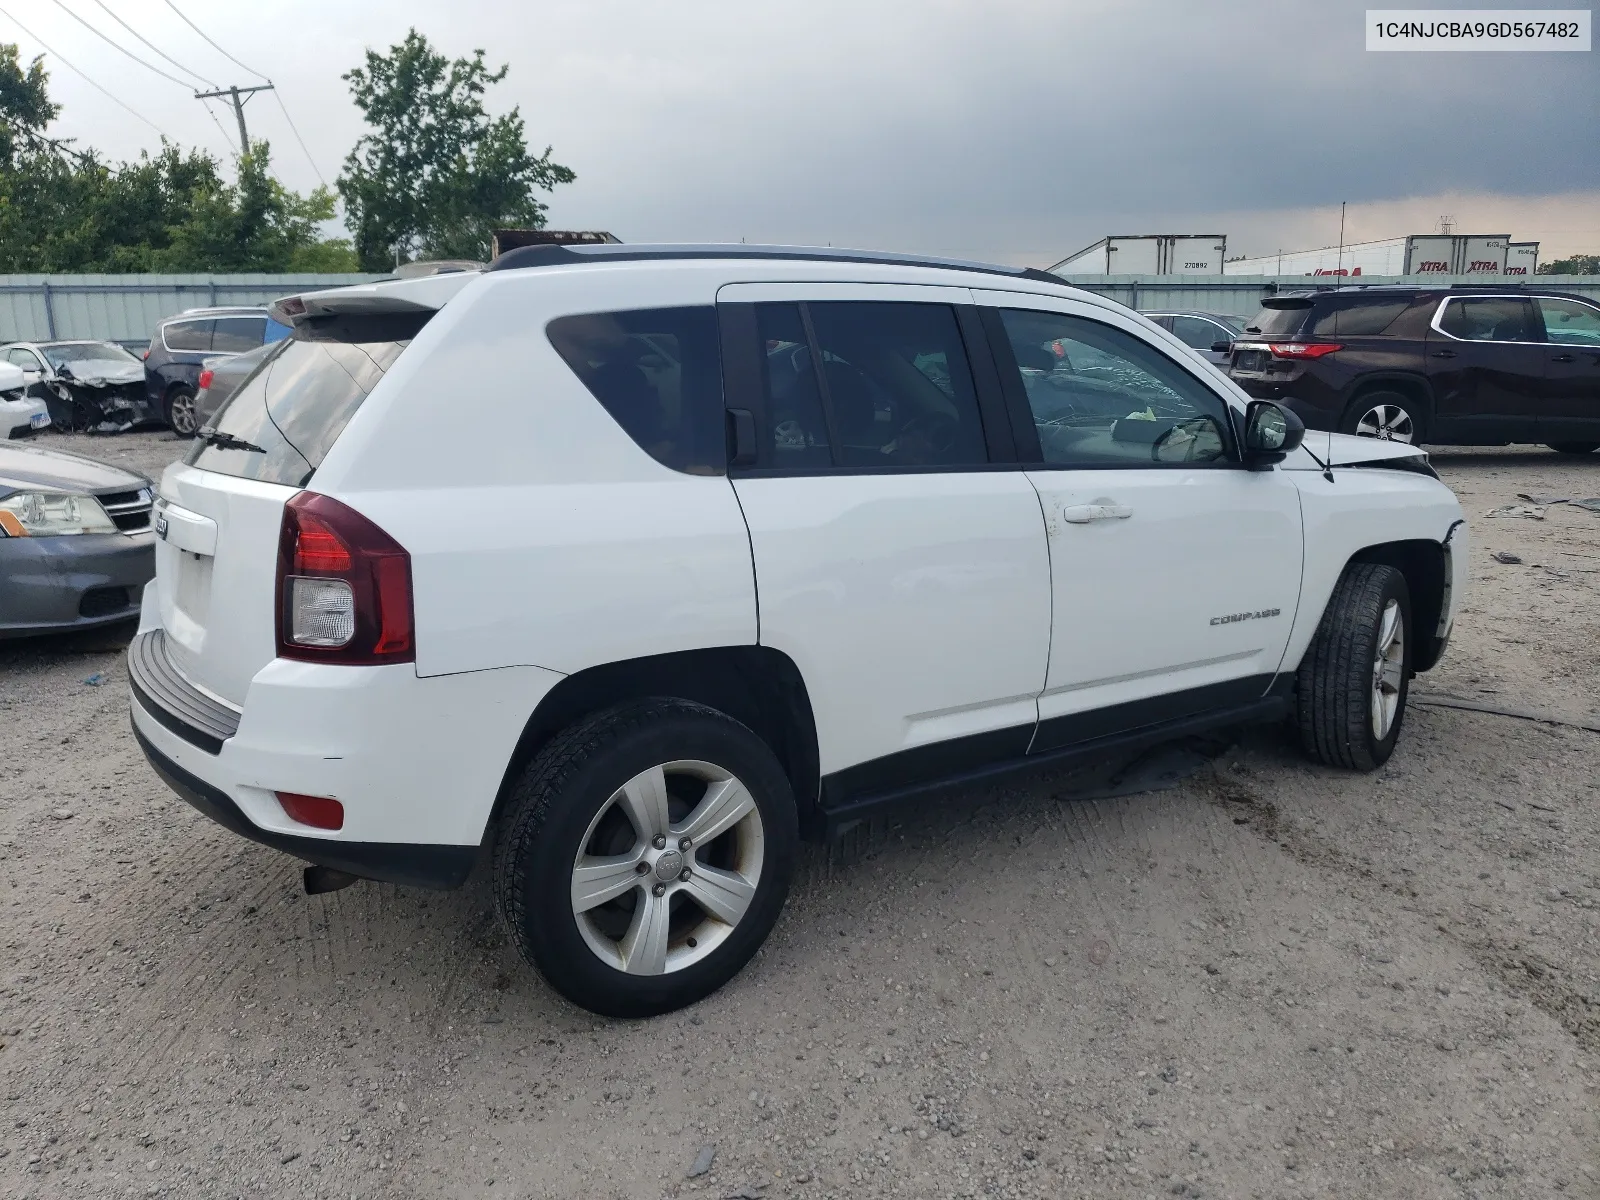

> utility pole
[193,83,275,154]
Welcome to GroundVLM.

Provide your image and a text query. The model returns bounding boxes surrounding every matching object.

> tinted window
[211,316,267,353]
[1438,297,1534,342]
[1309,298,1411,337]
[185,313,424,487]
[1536,297,1600,346]
[756,303,832,469]
[547,307,724,474]
[164,320,213,351]
[1171,316,1230,350]
[1240,304,1308,337]
[998,309,1231,467]
[805,301,987,468]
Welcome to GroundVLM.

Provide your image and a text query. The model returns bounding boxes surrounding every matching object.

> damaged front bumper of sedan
[43,370,159,433]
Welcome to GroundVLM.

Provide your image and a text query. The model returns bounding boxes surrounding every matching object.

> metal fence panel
[1052,273,1600,320]
[0,274,386,344]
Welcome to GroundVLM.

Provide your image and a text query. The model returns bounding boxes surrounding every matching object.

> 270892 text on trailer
[126,244,1467,1017]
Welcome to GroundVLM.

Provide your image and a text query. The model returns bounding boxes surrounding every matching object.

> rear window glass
[1240,304,1308,337]
[547,307,724,474]
[164,320,212,351]
[185,312,426,487]
[211,316,267,352]
[1309,299,1411,337]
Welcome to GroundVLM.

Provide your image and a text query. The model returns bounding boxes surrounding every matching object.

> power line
[90,0,215,89]
[0,3,169,139]
[272,89,326,187]
[162,0,267,82]
[200,99,238,157]
[50,0,195,90]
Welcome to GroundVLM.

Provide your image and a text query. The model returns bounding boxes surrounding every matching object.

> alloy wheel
[168,391,198,436]
[1354,404,1414,443]
[570,760,765,976]
[1370,599,1405,741]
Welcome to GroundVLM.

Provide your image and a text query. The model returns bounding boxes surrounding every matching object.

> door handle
[1062,503,1133,524]
[1551,354,1575,363]
[1430,350,1456,358]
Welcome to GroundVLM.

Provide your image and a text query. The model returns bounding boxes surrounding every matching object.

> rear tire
[1547,441,1599,456]
[165,386,198,437]
[1342,390,1422,444]
[1295,563,1411,771]
[492,698,797,1018]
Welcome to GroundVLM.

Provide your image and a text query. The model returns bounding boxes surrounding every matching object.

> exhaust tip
[303,864,362,895]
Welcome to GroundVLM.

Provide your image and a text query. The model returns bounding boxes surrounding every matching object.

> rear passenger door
[717,283,1053,798]
[1426,296,1547,442]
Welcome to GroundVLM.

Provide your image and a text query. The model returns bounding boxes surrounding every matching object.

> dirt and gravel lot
[3,432,1598,1200]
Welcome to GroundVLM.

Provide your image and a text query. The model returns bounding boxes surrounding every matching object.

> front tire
[165,386,198,437]
[1295,563,1411,771]
[1342,390,1422,444]
[493,699,797,1017]
[1547,441,1599,456]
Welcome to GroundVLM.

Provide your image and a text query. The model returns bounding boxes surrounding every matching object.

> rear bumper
[0,531,153,638]
[127,634,565,886]
[132,721,478,890]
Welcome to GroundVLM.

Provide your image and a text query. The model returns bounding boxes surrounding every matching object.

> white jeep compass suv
[129,245,1467,1017]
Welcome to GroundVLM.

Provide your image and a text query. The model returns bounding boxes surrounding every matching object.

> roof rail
[485,241,1065,285]
[1449,282,1527,290]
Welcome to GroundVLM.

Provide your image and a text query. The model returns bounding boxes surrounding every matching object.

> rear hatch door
[151,306,434,707]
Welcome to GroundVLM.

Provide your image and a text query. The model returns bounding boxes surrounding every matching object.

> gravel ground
[2,432,1598,1200]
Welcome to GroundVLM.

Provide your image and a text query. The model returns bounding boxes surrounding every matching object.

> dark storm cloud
[17,0,1598,261]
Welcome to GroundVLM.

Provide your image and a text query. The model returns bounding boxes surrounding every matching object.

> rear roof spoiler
[269,271,481,326]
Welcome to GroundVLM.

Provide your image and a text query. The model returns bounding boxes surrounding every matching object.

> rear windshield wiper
[197,429,266,454]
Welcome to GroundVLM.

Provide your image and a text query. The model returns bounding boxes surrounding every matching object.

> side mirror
[1210,340,1233,354]
[1243,400,1305,469]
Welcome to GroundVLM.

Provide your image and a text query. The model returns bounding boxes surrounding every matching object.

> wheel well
[490,647,823,840]
[1349,539,1448,671]
[1343,375,1433,431]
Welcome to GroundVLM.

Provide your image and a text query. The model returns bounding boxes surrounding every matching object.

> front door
[1532,296,1600,444]
[973,291,1304,753]
[1426,295,1547,443]
[718,283,1054,796]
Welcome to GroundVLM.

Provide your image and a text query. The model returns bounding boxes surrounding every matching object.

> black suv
[1225,286,1600,454]
[143,307,291,435]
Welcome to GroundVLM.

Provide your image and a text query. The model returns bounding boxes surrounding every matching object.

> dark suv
[1225,286,1600,454]
[143,307,291,435]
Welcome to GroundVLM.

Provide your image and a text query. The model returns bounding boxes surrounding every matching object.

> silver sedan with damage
[0,442,155,637]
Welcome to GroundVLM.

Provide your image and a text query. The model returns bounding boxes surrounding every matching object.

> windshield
[42,342,139,367]
[184,312,427,487]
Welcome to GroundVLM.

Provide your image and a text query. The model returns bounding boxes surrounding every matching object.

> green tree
[337,29,575,271]
[0,43,357,273]
[1537,254,1600,275]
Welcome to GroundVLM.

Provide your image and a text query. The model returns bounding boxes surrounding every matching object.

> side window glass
[1535,298,1600,346]
[998,309,1231,467]
[547,306,725,475]
[1438,297,1534,342]
[1309,299,1410,337]
[164,320,213,351]
[1172,315,1223,350]
[755,303,832,469]
[211,317,267,353]
[6,348,37,368]
[805,301,988,468]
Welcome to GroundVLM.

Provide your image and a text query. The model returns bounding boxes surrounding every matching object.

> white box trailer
[1223,234,1511,277]
[1050,234,1227,276]
[1505,241,1540,276]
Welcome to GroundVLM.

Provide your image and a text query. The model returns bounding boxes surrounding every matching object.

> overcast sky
[6,0,1598,263]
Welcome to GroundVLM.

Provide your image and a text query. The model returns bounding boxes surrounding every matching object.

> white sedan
[0,362,51,439]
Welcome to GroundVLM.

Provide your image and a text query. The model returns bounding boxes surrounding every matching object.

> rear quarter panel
[309,264,760,679]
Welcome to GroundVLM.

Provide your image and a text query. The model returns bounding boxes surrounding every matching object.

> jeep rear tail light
[276,492,414,665]
[1268,342,1343,359]
[198,368,214,389]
